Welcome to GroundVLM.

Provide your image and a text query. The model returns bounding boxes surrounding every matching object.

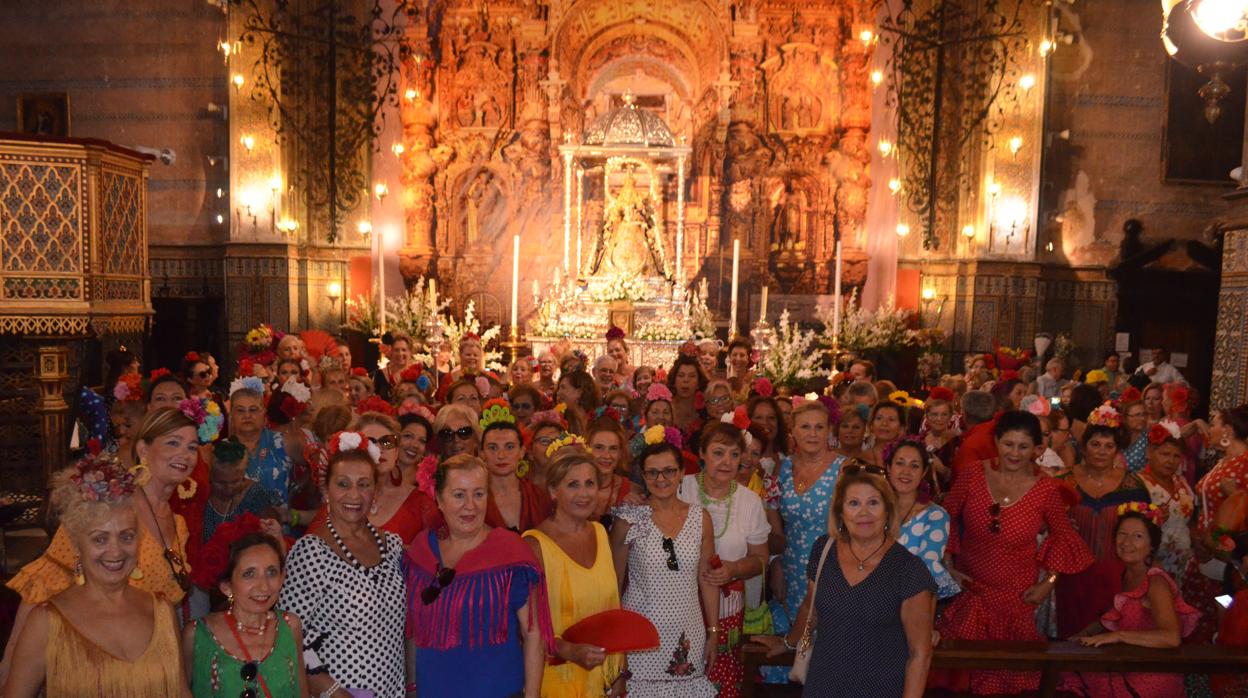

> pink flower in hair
[646,383,673,403]
[474,375,491,398]
[415,455,439,498]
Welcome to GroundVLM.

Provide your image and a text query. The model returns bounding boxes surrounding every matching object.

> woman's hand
[564,642,606,670]
[1022,578,1055,605]
[1078,632,1121,647]
[701,562,733,587]
[749,635,789,658]
[259,517,284,541]
[704,632,719,671]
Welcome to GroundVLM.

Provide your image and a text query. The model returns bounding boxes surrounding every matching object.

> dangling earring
[227,592,235,612]
[73,558,85,586]
[1222,437,1232,449]
[129,566,144,581]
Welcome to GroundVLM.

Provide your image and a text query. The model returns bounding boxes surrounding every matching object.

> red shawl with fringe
[404,527,555,653]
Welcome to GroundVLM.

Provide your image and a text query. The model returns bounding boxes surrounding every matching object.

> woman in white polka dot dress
[611,440,718,698]
[884,440,961,600]
[279,434,407,698]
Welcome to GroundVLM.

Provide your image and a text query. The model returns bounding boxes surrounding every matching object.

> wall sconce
[207,155,228,169]
[240,135,255,153]
[1188,0,1248,41]
[870,70,884,86]
[327,281,342,304]
[1039,38,1054,55]
[895,223,910,238]
[878,139,894,156]
[391,142,405,156]
[237,189,260,229]
[358,220,373,236]
[231,73,245,93]
[857,26,876,48]
[888,177,902,194]
[404,87,419,101]
[277,218,299,235]
[1019,74,1036,92]
[987,179,1002,199]
[373,182,389,202]
[961,224,976,239]
[1008,136,1024,157]
[920,288,947,328]
[991,196,1031,244]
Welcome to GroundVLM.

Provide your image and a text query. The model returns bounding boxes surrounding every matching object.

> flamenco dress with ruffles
[931,461,1093,695]
[1059,567,1200,697]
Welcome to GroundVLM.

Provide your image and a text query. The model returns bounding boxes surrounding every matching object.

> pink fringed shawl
[404,527,555,653]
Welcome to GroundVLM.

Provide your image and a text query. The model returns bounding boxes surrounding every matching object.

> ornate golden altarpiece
[0,134,153,492]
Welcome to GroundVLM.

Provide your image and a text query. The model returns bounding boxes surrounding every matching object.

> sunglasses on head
[437,426,475,442]
[662,537,679,571]
[842,462,887,478]
[368,434,399,450]
[421,565,456,605]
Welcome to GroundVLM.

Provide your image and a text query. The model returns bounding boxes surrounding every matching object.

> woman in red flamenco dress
[932,412,1093,695]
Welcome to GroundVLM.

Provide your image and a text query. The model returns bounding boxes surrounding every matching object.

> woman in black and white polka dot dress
[279,435,407,698]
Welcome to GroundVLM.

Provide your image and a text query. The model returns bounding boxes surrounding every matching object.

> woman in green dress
[183,524,307,697]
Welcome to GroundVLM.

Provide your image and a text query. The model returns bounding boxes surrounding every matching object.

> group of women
[3,330,1248,698]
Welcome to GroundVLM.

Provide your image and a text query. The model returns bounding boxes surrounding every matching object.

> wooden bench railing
[742,639,1248,697]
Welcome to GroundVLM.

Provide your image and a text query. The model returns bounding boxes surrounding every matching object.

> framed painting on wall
[16,93,71,137]
[1162,59,1245,185]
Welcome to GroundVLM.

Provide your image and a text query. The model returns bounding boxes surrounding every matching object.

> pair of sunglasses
[437,426,475,442]
[988,502,1002,534]
[194,369,212,379]
[368,434,398,450]
[662,537,678,571]
[842,462,887,478]
[164,548,191,592]
[421,565,456,604]
[239,661,260,698]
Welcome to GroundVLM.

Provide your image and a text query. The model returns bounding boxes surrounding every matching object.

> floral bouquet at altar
[415,299,505,373]
[344,294,381,336]
[755,309,826,389]
[685,278,716,341]
[822,288,916,353]
[384,277,449,343]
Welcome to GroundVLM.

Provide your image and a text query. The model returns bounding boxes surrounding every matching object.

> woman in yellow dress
[1,407,201,682]
[2,447,188,696]
[524,447,624,697]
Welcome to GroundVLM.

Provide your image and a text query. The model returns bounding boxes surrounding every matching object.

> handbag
[790,538,835,684]
[743,556,773,635]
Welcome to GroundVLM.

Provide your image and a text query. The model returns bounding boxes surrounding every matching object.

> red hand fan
[561,609,660,654]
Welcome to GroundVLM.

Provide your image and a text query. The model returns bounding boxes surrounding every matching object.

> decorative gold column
[676,155,686,289]
[35,344,69,482]
[562,151,574,274]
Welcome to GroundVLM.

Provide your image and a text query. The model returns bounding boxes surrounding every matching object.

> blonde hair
[791,399,830,424]
[433,403,482,441]
[435,454,488,495]
[352,411,400,434]
[134,407,198,451]
[544,447,596,494]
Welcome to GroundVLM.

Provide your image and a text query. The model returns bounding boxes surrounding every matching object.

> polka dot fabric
[801,536,936,697]
[279,531,407,698]
[896,505,961,599]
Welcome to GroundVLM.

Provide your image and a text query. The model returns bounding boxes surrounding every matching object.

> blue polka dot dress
[802,536,937,697]
[896,504,961,600]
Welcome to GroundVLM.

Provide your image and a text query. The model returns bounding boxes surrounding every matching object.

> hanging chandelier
[1162,0,1248,122]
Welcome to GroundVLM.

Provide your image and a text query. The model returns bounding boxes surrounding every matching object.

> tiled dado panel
[1212,228,1248,410]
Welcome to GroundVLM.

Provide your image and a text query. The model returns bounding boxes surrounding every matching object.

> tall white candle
[832,240,843,342]
[760,285,768,323]
[730,239,740,337]
[378,227,387,336]
[511,234,520,331]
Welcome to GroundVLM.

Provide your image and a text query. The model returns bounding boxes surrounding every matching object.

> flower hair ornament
[113,373,144,403]
[752,377,774,398]
[71,446,138,504]
[414,455,440,498]
[474,375,492,399]
[593,405,624,423]
[889,390,925,410]
[399,402,437,422]
[480,398,516,429]
[357,395,397,417]
[1116,501,1167,527]
[1087,403,1123,429]
[184,351,201,364]
[189,512,265,589]
[178,397,224,444]
[326,430,383,464]
[1165,384,1191,413]
[606,326,626,342]
[545,432,588,458]
[350,366,369,377]
[273,378,312,423]
[679,341,699,357]
[1148,420,1182,445]
[228,375,265,397]
[1084,369,1110,386]
[642,424,684,450]
[646,383,673,403]
[529,409,568,431]
[927,387,955,402]
[721,407,753,447]
[1020,394,1052,418]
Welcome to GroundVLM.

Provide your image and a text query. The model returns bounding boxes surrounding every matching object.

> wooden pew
[741,639,1248,697]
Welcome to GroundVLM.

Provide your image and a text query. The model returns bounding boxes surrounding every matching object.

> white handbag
[790,537,835,684]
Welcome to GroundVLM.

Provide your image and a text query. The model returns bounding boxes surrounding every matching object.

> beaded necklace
[696,472,737,539]
[325,516,386,576]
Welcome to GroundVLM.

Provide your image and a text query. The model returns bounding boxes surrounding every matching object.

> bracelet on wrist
[706,625,719,634]
[782,635,798,651]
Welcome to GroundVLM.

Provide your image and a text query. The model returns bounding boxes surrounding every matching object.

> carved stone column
[34,344,69,482]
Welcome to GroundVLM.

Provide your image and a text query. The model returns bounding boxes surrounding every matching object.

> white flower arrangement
[685,278,717,340]
[821,287,916,353]
[343,294,381,335]
[384,277,449,343]
[586,273,650,303]
[756,309,826,388]
[423,300,505,372]
[280,378,312,404]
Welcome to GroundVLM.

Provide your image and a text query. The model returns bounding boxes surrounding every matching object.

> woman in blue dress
[405,454,554,697]
[885,440,960,600]
[1121,398,1149,473]
[762,399,846,683]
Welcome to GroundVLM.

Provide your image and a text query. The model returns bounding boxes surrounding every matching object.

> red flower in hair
[280,394,307,420]
[1148,423,1173,446]
[357,395,396,416]
[731,405,751,430]
[184,351,201,363]
[1120,386,1142,404]
[190,512,263,589]
[149,368,172,382]
[679,341,698,357]
[462,332,482,344]
[238,358,256,377]
[1167,385,1190,411]
[928,387,955,402]
[654,368,668,382]
[350,367,368,377]
[752,377,774,398]
[400,364,424,383]
[606,326,626,342]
